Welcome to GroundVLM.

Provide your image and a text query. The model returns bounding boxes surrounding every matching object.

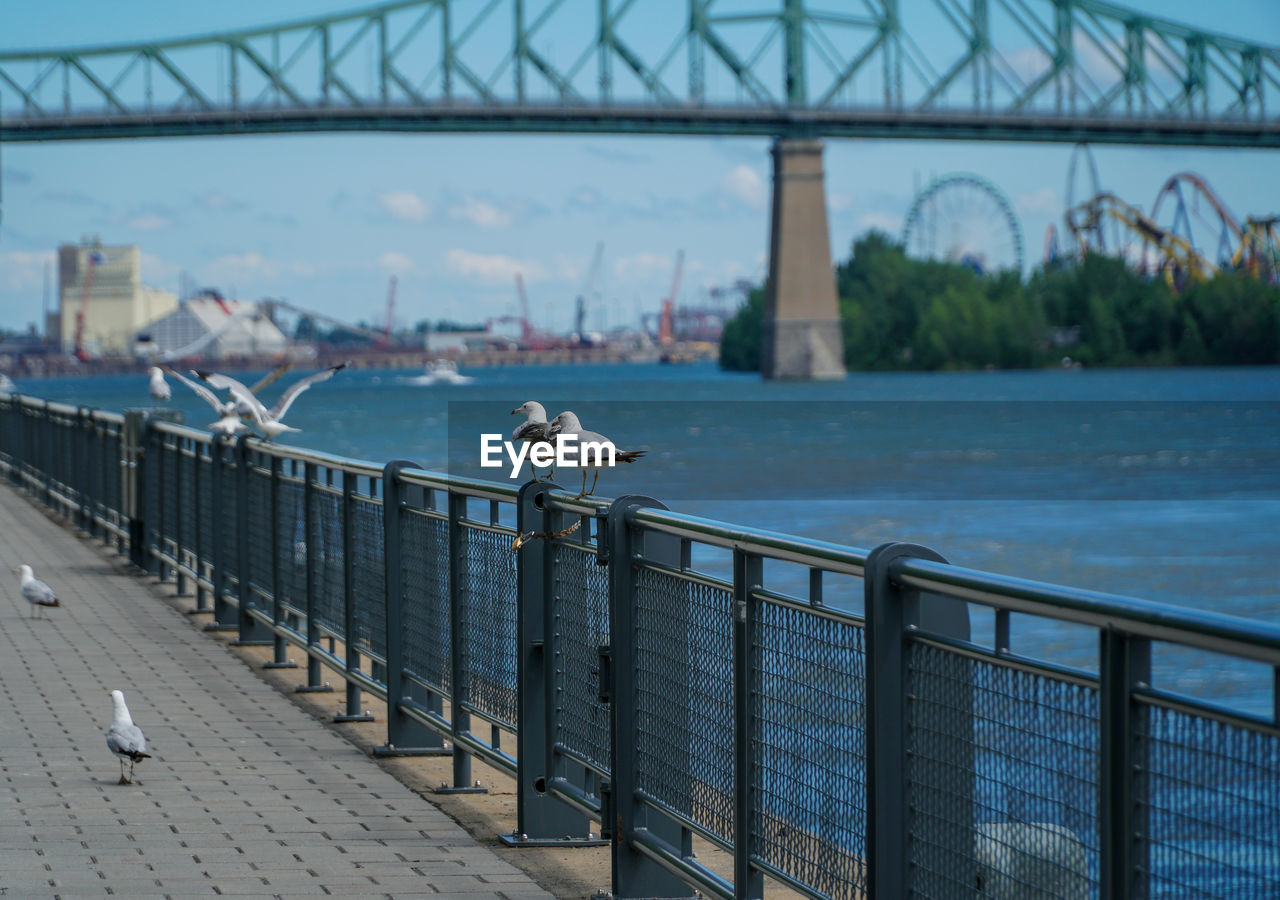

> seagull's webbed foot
[118,775,130,785]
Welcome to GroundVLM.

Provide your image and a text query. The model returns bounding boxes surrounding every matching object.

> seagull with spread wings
[195,363,348,440]
[160,365,245,437]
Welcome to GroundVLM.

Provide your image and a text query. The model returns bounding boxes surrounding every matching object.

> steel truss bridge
[1,0,1279,147]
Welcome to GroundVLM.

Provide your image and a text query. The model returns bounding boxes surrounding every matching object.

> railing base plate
[333,713,375,723]
[230,639,273,647]
[295,684,334,694]
[498,833,607,848]
[203,623,239,632]
[372,745,451,757]
[433,784,488,795]
[263,661,298,669]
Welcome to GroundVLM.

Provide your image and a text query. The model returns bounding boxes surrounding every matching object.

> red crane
[378,275,397,349]
[72,248,104,362]
[658,250,683,346]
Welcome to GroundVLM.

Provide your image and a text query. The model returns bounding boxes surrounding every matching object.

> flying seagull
[147,367,171,406]
[15,564,59,618]
[195,363,348,440]
[548,411,646,499]
[511,400,556,481]
[160,365,245,437]
[233,362,293,420]
[106,690,151,785]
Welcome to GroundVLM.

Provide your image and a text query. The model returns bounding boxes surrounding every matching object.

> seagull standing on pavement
[195,363,348,440]
[15,564,59,618]
[106,690,151,785]
[548,411,646,499]
[511,400,556,481]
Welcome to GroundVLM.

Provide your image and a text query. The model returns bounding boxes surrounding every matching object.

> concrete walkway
[0,483,556,900]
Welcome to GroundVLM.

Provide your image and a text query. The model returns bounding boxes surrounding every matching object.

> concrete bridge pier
[761,138,846,380]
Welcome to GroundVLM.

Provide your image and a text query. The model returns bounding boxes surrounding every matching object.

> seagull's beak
[511,408,520,415]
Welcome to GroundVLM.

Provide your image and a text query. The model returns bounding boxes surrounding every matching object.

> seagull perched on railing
[195,363,348,440]
[548,411,646,499]
[15,564,59,618]
[147,367,171,407]
[106,690,150,785]
[511,400,556,481]
[160,365,245,437]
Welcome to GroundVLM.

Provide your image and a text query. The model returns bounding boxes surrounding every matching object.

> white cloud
[379,190,430,223]
[613,252,675,282]
[444,249,545,285]
[202,252,316,282]
[200,191,242,211]
[379,251,416,273]
[449,196,513,228]
[1017,187,1060,217]
[0,250,55,289]
[127,212,172,232]
[721,165,766,209]
[828,191,855,214]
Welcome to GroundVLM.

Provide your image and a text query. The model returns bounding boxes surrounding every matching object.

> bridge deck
[0,482,555,899]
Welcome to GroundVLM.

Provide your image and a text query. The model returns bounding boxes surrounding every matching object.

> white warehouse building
[138,294,289,360]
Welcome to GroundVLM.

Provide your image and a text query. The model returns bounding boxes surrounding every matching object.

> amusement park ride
[900,143,1280,290]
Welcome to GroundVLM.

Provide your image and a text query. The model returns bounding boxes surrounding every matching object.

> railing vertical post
[606,494,693,897]
[192,440,210,612]
[436,490,485,792]
[233,434,271,646]
[508,480,599,845]
[208,437,236,631]
[866,541,967,900]
[375,460,445,755]
[733,548,764,900]
[73,407,89,531]
[263,454,297,669]
[122,410,148,571]
[335,468,374,723]
[1100,629,1151,900]
[296,461,332,694]
[175,436,189,595]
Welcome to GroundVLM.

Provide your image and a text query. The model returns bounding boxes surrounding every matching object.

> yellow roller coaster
[1065,192,1216,290]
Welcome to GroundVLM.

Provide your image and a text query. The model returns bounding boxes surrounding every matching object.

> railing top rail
[631,505,870,577]
[400,466,519,504]
[894,556,1280,666]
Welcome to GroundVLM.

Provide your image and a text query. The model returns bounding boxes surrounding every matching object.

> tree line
[720,231,1280,371]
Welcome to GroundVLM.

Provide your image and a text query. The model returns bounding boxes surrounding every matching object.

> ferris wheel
[901,173,1024,274]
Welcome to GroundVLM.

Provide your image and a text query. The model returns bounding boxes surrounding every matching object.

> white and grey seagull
[15,564,59,618]
[195,363,348,440]
[511,400,557,481]
[106,690,151,785]
[160,365,245,437]
[548,411,646,499]
[147,366,171,407]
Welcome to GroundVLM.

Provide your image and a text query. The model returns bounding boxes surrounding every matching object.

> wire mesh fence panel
[246,464,273,604]
[217,451,240,590]
[161,437,181,553]
[635,566,735,845]
[196,449,213,572]
[104,429,122,526]
[144,439,163,557]
[308,482,345,640]
[275,475,306,618]
[179,444,197,562]
[349,494,386,662]
[755,602,869,899]
[910,644,1099,900]
[457,524,518,729]
[400,509,450,692]
[1140,704,1280,899]
[552,541,611,772]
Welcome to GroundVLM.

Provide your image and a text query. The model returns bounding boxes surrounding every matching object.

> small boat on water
[0,374,15,393]
[405,359,474,386]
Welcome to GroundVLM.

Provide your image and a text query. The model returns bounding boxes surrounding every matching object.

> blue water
[16,361,1280,703]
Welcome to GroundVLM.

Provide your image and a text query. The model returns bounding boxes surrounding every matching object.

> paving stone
[0,484,554,900]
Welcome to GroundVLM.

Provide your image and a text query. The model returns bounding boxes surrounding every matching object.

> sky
[1,0,1278,339]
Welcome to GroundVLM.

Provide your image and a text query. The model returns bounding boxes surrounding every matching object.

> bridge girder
[0,0,1277,146]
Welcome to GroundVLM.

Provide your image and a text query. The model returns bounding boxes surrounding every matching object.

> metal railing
[1,391,1277,900]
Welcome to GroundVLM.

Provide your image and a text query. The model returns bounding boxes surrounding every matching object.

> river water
[17,361,1280,709]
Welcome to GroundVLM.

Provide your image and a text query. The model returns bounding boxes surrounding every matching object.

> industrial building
[54,239,177,357]
[137,292,289,360]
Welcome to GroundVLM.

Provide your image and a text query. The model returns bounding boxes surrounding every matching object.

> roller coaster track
[1066,191,1216,289]
[1,0,1278,145]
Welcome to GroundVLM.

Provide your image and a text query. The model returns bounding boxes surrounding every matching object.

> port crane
[658,250,683,346]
